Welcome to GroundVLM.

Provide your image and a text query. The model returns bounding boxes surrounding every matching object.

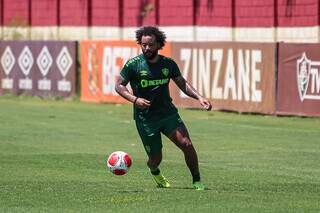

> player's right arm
[115,77,151,109]
[168,58,212,111]
[115,77,136,103]
[115,61,150,109]
[173,76,212,111]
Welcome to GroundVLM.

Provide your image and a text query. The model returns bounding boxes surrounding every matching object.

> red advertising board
[80,40,171,103]
[81,40,276,115]
[277,43,320,116]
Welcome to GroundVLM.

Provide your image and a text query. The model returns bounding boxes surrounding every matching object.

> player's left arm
[173,76,212,111]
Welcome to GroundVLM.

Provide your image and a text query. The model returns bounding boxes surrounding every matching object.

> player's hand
[134,97,151,109]
[199,97,212,111]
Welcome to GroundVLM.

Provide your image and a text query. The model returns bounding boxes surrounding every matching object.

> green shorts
[135,113,184,157]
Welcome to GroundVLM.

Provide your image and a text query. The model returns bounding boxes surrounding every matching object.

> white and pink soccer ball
[106,151,132,175]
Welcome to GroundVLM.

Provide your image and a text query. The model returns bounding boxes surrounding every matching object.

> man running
[115,26,212,190]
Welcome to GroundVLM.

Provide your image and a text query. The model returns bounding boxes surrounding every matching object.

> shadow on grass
[116,189,146,193]
[170,186,213,191]
[116,187,213,193]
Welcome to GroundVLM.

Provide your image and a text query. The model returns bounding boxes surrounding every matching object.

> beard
[142,49,158,60]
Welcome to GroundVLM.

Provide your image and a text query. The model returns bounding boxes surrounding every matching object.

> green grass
[0,95,319,212]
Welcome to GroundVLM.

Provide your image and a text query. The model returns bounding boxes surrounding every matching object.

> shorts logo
[162,68,169,77]
[296,53,320,102]
[145,145,151,153]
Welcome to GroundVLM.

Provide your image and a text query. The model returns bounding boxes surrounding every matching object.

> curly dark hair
[135,26,166,49]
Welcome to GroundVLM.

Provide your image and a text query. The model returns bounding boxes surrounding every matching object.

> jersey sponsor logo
[140,78,169,88]
[296,52,320,102]
[161,68,169,77]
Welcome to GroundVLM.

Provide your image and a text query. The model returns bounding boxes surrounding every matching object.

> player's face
[141,35,159,60]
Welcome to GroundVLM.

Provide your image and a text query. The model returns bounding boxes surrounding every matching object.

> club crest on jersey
[297,53,311,101]
[139,70,148,77]
[162,68,169,77]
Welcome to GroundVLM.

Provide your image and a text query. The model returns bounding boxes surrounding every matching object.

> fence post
[87,0,92,39]
[231,0,236,41]
[274,0,278,42]
[192,0,198,41]
[318,0,320,42]
[0,0,3,39]
[155,0,159,26]
[119,0,123,40]
[57,0,60,40]
[28,0,32,39]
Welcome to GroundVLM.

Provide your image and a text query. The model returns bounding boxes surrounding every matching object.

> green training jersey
[120,54,182,122]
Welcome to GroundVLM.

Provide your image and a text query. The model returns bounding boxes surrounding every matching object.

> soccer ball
[106,151,132,175]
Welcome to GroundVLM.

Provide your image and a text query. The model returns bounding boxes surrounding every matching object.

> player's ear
[156,42,162,50]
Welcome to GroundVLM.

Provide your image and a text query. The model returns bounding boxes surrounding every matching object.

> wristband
[133,97,138,105]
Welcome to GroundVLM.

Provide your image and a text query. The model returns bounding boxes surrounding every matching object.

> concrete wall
[0,0,319,42]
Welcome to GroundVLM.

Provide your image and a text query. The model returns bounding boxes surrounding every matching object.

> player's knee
[180,137,192,148]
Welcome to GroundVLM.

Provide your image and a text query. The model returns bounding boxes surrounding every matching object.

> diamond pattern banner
[18,46,34,76]
[37,46,53,77]
[0,41,77,97]
[1,46,15,76]
[57,46,73,78]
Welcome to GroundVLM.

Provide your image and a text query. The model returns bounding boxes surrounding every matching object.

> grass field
[0,95,319,212]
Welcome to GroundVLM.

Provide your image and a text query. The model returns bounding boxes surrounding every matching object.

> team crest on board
[297,52,311,101]
[162,68,169,76]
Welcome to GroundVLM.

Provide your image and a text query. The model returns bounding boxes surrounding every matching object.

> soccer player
[115,26,212,190]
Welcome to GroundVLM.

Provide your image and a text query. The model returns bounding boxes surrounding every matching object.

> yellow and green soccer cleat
[152,173,171,188]
[193,181,205,190]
